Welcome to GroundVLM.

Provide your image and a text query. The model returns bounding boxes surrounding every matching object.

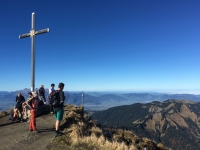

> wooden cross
[19,12,50,92]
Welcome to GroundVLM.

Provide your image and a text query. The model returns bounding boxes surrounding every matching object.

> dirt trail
[0,113,57,150]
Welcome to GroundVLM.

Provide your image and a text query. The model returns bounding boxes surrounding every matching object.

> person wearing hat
[38,85,46,104]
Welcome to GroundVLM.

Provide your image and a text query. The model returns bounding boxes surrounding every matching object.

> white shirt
[49,87,55,94]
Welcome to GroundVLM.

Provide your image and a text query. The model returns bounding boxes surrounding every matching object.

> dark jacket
[39,87,45,96]
[16,95,25,104]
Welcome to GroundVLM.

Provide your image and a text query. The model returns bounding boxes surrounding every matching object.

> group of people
[10,82,65,137]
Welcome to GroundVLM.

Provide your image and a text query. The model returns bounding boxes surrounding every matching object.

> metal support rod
[32,12,35,30]
[31,36,35,92]
[35,28,50,35]
[82,91,84,110]
[31,12,35,92]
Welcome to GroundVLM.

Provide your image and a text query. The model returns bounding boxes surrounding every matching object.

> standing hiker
[52,82,65,137]
[26,91,39,133]
[39,85,46,104]
[49,83,55,94]
[48,83,55,113]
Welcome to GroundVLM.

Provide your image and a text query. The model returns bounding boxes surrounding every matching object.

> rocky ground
[0,108,57,150]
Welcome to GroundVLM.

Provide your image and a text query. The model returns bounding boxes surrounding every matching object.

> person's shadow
[37,128,55,133]
[0,121,20,127]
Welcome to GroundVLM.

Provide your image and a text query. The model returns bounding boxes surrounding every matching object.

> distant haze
[1,89,200,111]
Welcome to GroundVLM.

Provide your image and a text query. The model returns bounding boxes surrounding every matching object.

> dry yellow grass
[69,125,137,150]
[89,127,102,135]
[157,143,172,150]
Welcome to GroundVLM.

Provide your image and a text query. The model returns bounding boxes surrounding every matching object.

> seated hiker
[12,93,25,121]
[22,92,33,119]
[26,91,39,132]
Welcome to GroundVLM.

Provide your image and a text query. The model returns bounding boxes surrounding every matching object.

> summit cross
[19,12,50,92]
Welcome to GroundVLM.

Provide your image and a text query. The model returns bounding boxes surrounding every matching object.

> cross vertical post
[31,12,35,92]
[19,12,50,92]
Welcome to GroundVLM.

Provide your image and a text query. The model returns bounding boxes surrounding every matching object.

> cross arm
[35,28,50,35]
[19,33,30,39]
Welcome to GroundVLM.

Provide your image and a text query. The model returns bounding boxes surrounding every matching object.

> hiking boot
[55,131,63,137]
[33,130,39,133]
[9,117,13,120]
[54,132,59,137]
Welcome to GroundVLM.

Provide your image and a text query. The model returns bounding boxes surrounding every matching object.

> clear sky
[0,0,200,93]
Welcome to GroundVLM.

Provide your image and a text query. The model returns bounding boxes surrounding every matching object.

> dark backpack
[50,90,60,107]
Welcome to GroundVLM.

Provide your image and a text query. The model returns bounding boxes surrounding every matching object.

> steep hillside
[91,100,200,150]
[52,105,170,150]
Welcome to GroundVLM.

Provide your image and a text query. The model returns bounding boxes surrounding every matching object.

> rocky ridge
[91,99,200,150]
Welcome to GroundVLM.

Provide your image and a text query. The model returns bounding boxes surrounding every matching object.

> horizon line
[1,88,200,95]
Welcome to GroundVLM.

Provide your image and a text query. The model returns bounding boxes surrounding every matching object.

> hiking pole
[82,91,84,111]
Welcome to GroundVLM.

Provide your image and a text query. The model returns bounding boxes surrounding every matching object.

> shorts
[26,105,31,110]
[54,108,64,121]
[15,103,22,109]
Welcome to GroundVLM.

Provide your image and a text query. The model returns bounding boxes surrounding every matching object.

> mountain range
[1,88,200,111]
[91,99,200,150]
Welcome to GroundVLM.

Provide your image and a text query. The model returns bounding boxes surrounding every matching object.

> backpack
[50,90,60,107]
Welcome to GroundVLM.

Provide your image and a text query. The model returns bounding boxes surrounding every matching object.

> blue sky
[0,0,200,93]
